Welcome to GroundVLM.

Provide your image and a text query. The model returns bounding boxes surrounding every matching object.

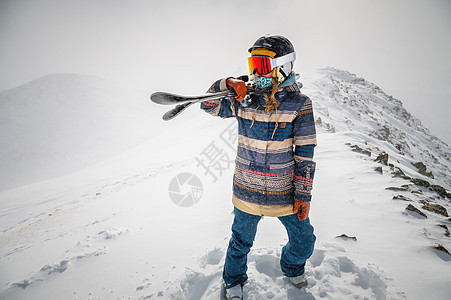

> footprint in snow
[165,244,406,300]
[6,247,107,293]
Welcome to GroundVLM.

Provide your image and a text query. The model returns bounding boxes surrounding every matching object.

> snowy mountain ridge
[0,74,165,191]
[303,67,450,189]
[0,68,450,300]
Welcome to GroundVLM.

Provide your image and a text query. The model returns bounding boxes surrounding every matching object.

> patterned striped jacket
[201,77,317,217]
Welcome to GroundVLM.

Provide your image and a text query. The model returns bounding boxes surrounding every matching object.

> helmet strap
[276,67,286,83]
[276,61,294,83]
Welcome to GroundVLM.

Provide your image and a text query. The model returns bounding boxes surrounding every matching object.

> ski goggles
[248,52,296,75]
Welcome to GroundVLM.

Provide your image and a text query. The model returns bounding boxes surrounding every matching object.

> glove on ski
[293,200,310,221]
[226,78,247,101]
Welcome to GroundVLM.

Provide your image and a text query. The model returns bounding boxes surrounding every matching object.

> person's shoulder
[285,91,310,108]
[296,92,310,101]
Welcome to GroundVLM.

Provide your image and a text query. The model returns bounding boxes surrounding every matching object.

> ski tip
[162,110,176,121]
[150,92,163,104]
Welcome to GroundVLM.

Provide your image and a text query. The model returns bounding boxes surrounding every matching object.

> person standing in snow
[200,34,316,299]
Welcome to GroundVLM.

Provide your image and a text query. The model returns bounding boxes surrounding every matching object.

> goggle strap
[273,52,296,67]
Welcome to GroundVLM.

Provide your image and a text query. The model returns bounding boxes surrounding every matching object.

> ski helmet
[248,34,295,82]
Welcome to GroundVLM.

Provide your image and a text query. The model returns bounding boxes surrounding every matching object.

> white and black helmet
[248,34,295,82]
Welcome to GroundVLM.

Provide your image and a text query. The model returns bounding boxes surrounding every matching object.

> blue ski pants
[223,207,316,289]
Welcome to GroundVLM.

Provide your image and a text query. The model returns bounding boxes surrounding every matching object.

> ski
[151,79,255,120]
[152,90,237,121]
[150,75,256,120]
[150,90,234,105]
[150,75,251,106]
[151,90,239,121]
[159,91,255,121]
[162,101,197,121]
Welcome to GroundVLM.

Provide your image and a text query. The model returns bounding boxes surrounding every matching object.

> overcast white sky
[0,0,450,145]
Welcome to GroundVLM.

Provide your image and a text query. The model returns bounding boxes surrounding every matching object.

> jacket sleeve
[200,78,237,118]
[292,97,317,202]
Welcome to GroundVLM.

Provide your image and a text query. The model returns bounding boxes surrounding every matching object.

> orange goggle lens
[248,56,273,75]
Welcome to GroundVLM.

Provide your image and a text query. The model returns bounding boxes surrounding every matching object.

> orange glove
[226,78,247,101]
[294,200,310,221]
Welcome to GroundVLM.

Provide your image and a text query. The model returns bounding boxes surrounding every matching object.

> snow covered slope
[0,74,167,191]
[0,69,450,300]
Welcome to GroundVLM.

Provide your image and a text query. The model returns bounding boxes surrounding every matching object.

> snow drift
[0,68,450,300]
